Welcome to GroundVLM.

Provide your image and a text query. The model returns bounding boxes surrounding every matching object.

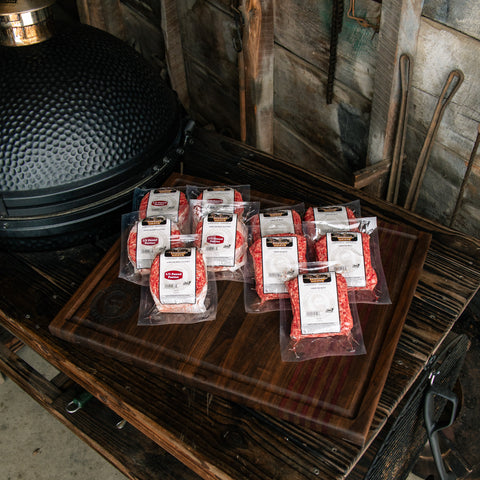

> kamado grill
[0,0,183,250]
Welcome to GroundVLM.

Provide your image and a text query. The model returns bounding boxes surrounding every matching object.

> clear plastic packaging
[279,266,365,361]
[187,184,250,227]
[244,232,308,313]
[119,212,183,285]
[248,203,305,243]
[132,186,190,232]
[307,217,391,304]
[138,242,217,325]
[303,199,361,241]
[191,201,260,281]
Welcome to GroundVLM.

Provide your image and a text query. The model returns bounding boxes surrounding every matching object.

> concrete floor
[0,347,127,480]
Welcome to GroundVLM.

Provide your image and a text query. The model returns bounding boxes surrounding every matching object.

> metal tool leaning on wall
[403,68,464,211]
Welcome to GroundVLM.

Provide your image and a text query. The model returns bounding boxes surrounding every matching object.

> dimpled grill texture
[0,22,179,191]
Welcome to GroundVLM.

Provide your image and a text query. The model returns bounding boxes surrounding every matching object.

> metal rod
[404,69,464,211]
[387,53,412,204]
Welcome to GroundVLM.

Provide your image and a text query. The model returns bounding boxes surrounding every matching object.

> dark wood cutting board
[49,173,431,445]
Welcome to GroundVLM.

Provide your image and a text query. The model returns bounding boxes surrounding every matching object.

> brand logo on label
[207,198,224,204]
[165,270,183,280]
[152,200,168,206]
[142,237,159,246]
[207,235,224,244]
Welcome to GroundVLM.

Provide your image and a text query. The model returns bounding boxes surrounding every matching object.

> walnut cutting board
[49,173,431,445]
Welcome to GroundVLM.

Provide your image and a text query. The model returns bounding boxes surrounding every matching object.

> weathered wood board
[176,1,240,135]
[400,17,480,235]
[273,45,371,180]
[423,0,480,41]
[274,0,379,100]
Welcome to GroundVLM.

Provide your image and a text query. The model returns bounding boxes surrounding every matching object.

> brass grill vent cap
[0,0,57,46]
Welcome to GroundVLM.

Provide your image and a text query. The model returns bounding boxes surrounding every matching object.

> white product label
[261,236,299,294]
[201,213,237,267]
[326,232,366,287]
[146,189,181,221]
[298,273,341,335]
[136,217,171,269]
[159,248,196,304]
[202,187,235,214]
[313,206,349,236]
[259,210,295,236]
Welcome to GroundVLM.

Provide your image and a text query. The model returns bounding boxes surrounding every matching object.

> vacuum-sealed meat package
[313,217,390,304]
[249,204,304,243]
[280,269,365,361]
[245,233,308,312]
[303,199,361,241]
[187,184,250,226]
[119,212,182,285]
[194,212,248,281]
[137,245,217,326]
[134,187,190,231]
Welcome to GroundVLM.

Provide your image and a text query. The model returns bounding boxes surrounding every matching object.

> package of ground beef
[279,264,365,361]
[137,246,217,325]
[119,212,182,285]
[194,212,248,281]
[245,233,308,312]
[304,200,360,240]
[134,187,190,232]
[249,204,304,243]
[187,184,250,226]
[313,217,390,304]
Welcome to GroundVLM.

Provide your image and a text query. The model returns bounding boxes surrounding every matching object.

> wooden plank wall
[70,0,480,237]
[400,2,480,237]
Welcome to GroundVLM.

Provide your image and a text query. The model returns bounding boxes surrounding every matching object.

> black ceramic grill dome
[0,22,181,249]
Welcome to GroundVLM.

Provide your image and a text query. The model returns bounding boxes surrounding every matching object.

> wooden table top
[1,128,479,480]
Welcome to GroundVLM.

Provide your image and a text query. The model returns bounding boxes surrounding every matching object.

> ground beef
[286,272,353,340]
[127,219,182,275]
[192,188,244,224]
[149,248,208,313]
[250,209,303,242]
[249,233,307,304]
[194,215,247,272]
[138,189,189,230]
[304,205,357,240]
[304,205,357,223]
[314,232,378,292]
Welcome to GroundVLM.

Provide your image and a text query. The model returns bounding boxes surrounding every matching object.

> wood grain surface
[49,167,430,445]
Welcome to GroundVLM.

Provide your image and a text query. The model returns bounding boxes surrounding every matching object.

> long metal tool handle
[449,123,480,227]
[404,69,464,211]
[387,53,412,204]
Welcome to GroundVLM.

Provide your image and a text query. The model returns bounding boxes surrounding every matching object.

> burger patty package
[187,184,250,227]
[310,217,390,304]
[132,186,190,232]
[138,239,217,325]
[279,263,365,362]
[119,211,183,285]
[303,199,361,241]
[244,233,308,313]
[248,203,305,243]
[193,201,260,281]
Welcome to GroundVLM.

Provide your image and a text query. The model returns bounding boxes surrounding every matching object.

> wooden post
[159,1,190,110]
[76,0,126,40]
[366,0,423,196]
[242,0,274,153]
